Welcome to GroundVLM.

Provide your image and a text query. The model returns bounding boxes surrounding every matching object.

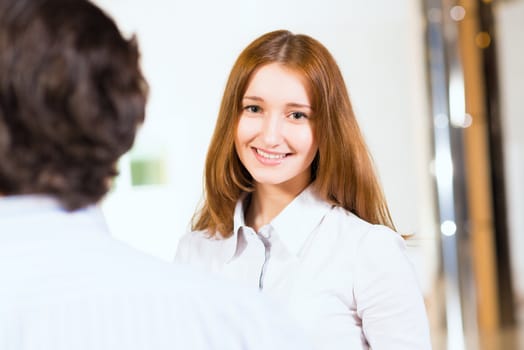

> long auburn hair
[192,29,395,238]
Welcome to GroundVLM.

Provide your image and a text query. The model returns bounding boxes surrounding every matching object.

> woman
[176,30,432,349]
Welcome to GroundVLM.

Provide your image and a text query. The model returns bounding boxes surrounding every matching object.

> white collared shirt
[176,187,432,349]
[0,195,308,350]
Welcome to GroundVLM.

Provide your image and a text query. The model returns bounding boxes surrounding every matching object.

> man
[0,0,306,349]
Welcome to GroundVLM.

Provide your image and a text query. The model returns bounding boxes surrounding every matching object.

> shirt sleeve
[354,226,432,349]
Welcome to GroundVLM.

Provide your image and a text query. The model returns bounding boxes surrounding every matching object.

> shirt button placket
[257,227,272,290]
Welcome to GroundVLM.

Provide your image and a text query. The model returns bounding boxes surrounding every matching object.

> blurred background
[92,0,523,348]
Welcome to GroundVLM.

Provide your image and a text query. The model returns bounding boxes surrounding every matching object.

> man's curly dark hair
[0,0,148,210]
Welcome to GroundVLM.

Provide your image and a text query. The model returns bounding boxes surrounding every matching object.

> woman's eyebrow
[286,102,312,110]
[243,96,312,110]
[243,96,264,102]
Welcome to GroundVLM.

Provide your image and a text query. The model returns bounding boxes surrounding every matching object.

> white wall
[93,0,437,294]
[495,1,524,300]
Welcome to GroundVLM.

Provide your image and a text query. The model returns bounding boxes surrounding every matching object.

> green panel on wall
[130,156,166,186]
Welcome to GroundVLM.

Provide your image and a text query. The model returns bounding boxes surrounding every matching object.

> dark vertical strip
[477,0,516,327]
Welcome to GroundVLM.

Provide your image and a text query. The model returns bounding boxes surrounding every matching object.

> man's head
[0,0,147,210]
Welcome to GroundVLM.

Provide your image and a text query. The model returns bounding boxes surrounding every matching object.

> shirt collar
[0,194,65,218]
[233,192,249,235]
[0,194,108,235]
[271,186,332,255]
[225,192,250,261]
[230,185,332,258]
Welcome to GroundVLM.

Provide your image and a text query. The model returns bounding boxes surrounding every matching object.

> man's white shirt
[0,195,307,350]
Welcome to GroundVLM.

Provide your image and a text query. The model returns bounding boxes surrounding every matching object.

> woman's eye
[244,105,261,113]
[289,112,308,120]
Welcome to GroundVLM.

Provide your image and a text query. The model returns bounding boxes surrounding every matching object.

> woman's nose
[260,114,282,147]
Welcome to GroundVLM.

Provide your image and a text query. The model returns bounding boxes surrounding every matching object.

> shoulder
[1,238,307,350]
[319,206,410,281]
[175,229,234,265]
[177,229,215,247]
[352,222,409,280]
[358,223,406,255]
[176,229,225,252]
[324,206,396,245]
[351,221,421,299]
[305,206,404,274]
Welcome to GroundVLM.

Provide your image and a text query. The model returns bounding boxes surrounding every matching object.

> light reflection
[434,113,449,129]
[449,71,467,127]
[441,220,457,236]
[435,146,454,193]
[450,6,466,21]
[463,113,473,128]
[475,31,491,48]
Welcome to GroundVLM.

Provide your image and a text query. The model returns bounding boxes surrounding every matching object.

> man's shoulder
[1,234,308,350]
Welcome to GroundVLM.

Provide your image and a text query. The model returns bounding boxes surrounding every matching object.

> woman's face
[234,63,318,191]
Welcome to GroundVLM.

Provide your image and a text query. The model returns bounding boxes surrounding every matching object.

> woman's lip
[251,147,290,165]
[254,147,288,159]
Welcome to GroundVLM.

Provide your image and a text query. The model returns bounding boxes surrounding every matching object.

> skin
[234,63,318,231]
